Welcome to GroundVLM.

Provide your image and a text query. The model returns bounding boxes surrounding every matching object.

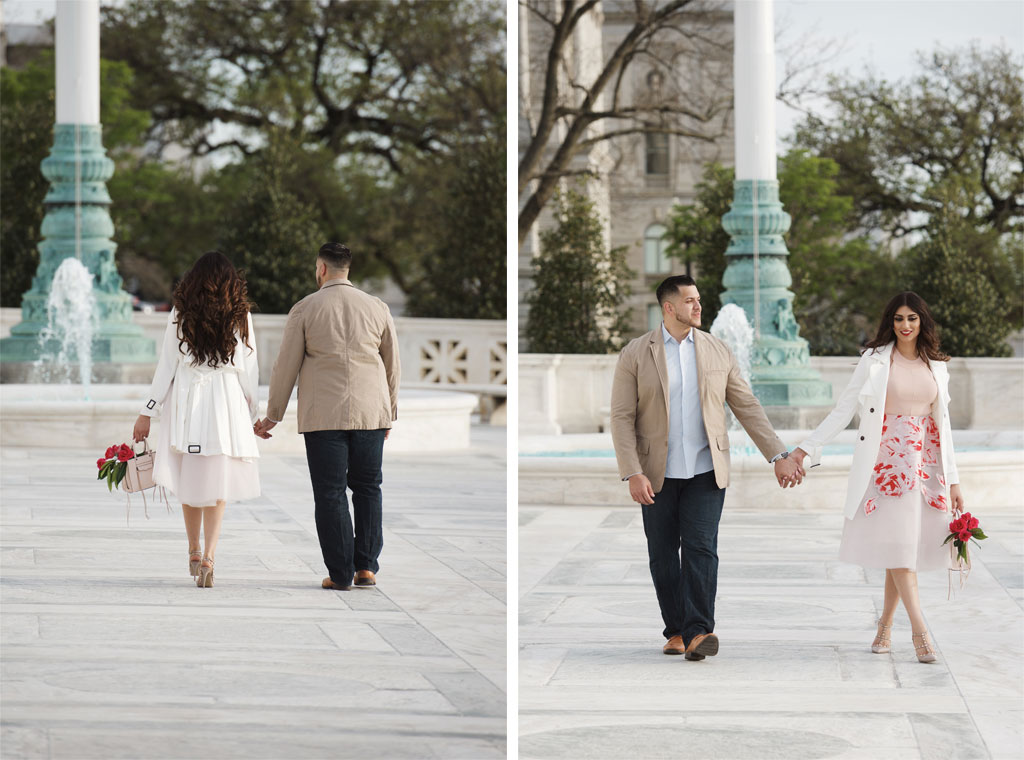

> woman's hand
[790,447,807,469]
[133,415,151,443]
[950,483,964,514]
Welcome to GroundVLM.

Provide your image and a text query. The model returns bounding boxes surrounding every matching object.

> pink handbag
[122,439,168,524]
[123,439,156,492]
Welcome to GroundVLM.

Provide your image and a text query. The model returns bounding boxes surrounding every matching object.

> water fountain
[711,303,753,432]
[33,258,96,390]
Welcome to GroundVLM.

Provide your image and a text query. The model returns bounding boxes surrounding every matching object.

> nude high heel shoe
[912,631,937,663]
[189,550,202,578]
[197,557,214,588]
[871,620,892,654]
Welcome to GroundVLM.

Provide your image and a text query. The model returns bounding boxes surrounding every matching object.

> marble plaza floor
[519,498,1024,760]
[1,425,506,759]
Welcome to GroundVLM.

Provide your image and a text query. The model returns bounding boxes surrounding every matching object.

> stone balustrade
[0,308,507,397]
[520,352,1024,433]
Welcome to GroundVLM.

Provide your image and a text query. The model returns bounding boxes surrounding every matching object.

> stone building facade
[519,0,735,346]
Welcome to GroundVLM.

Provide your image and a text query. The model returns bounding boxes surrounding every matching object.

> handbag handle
[131,438,150,456]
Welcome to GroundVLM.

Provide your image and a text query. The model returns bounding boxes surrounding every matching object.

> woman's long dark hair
[864,291,949,363]
[172,251,253,368]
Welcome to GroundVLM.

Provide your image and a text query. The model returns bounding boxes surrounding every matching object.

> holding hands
[253,418,276,439]
[775,452,806,488]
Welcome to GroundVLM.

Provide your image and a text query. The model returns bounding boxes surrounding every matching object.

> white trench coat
[797,342,959,521]
[140,308,261,461]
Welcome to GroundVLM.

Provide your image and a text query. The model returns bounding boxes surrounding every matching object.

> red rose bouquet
[96,443,136,492]
[942,511,988,597]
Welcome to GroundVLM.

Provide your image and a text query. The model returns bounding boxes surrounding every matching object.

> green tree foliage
[662,163,733,321]
[0,53,150,306]
[2,1,505,317]
[526,189,633,353]
[664,153,897,354]
[218,138,325,314]
[99,0,506,312]
[791,44,1023,239]
[407,133,507,319]
[903,202,1020,357]
[779,151,898,355]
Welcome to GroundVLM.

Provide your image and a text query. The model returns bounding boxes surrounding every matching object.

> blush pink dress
[838,350,950,571]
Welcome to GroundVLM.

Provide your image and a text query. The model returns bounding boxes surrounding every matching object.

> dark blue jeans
[641,471,726,645]
[303,429,386,585]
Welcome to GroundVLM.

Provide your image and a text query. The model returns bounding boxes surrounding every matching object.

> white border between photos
[506,0,519,756]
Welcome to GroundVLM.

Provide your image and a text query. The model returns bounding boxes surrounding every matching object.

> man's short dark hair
[318,242,352,270]
[656,274,697,305]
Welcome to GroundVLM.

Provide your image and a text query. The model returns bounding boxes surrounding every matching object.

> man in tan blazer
[255,242,400,591]
[611,275,803,659]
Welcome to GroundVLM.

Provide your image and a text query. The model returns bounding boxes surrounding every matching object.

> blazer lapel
[649,330,670,420]
[692,329,709,396]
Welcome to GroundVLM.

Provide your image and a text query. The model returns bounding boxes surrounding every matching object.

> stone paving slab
[1,426,506,759]
[519,502,1024,760]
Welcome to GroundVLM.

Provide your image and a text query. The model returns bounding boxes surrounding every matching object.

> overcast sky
[5,0,1022,144]
[774,0,1024,140]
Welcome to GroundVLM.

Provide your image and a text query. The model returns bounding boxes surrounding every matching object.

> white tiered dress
[838,350,950,571]
[140,309,261,507]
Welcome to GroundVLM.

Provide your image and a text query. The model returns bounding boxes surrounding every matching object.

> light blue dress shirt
[662,324,714,479]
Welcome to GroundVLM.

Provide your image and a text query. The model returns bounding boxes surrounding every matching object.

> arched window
[644,223,671,275]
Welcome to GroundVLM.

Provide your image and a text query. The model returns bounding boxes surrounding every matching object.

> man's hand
[254,418,277,439]
[774,455,805,488]
[628,473,656,505]
[133,414,150,443]
[384,429,390,441]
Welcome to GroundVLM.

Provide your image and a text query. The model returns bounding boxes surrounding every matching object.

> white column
[733,0,776,180]
[55,0,101,125]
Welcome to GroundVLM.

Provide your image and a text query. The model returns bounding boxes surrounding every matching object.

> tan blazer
[610,327,785,493]
[267,278,400,432]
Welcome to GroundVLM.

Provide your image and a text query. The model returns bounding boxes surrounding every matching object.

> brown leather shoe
[685,632,719,661]
[354,570,376,587]
[663,635,686,655]
[322,577,352,590]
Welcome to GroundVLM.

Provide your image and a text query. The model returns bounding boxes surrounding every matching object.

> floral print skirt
[839,414,951,571]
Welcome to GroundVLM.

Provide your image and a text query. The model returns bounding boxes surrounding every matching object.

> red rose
[117,444,134,462]
[105,445,117,459]
[961,512,972,522]
[958,529,972,542]
[96,457,106,470]
[950,518,965,533]
[968,517,979,530]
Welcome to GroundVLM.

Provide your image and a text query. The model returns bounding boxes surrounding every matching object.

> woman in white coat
[790,292,964,663]
[132,252,261,587]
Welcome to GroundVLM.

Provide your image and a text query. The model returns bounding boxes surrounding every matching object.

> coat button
[860,436,865,441]
[869,408,874,413]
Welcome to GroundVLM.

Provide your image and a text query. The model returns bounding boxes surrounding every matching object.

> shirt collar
[319,277,352,290]
[662,323,694,345]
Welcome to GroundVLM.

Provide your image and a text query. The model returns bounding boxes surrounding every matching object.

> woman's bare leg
[881,569,901,625]
[201,500,227,561]
[873,569,901,648]
[182,504,202,553]
[889,568,927,633]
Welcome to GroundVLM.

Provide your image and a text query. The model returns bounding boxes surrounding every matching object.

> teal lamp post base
[0,123,156,379]
[720,180,832,413]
